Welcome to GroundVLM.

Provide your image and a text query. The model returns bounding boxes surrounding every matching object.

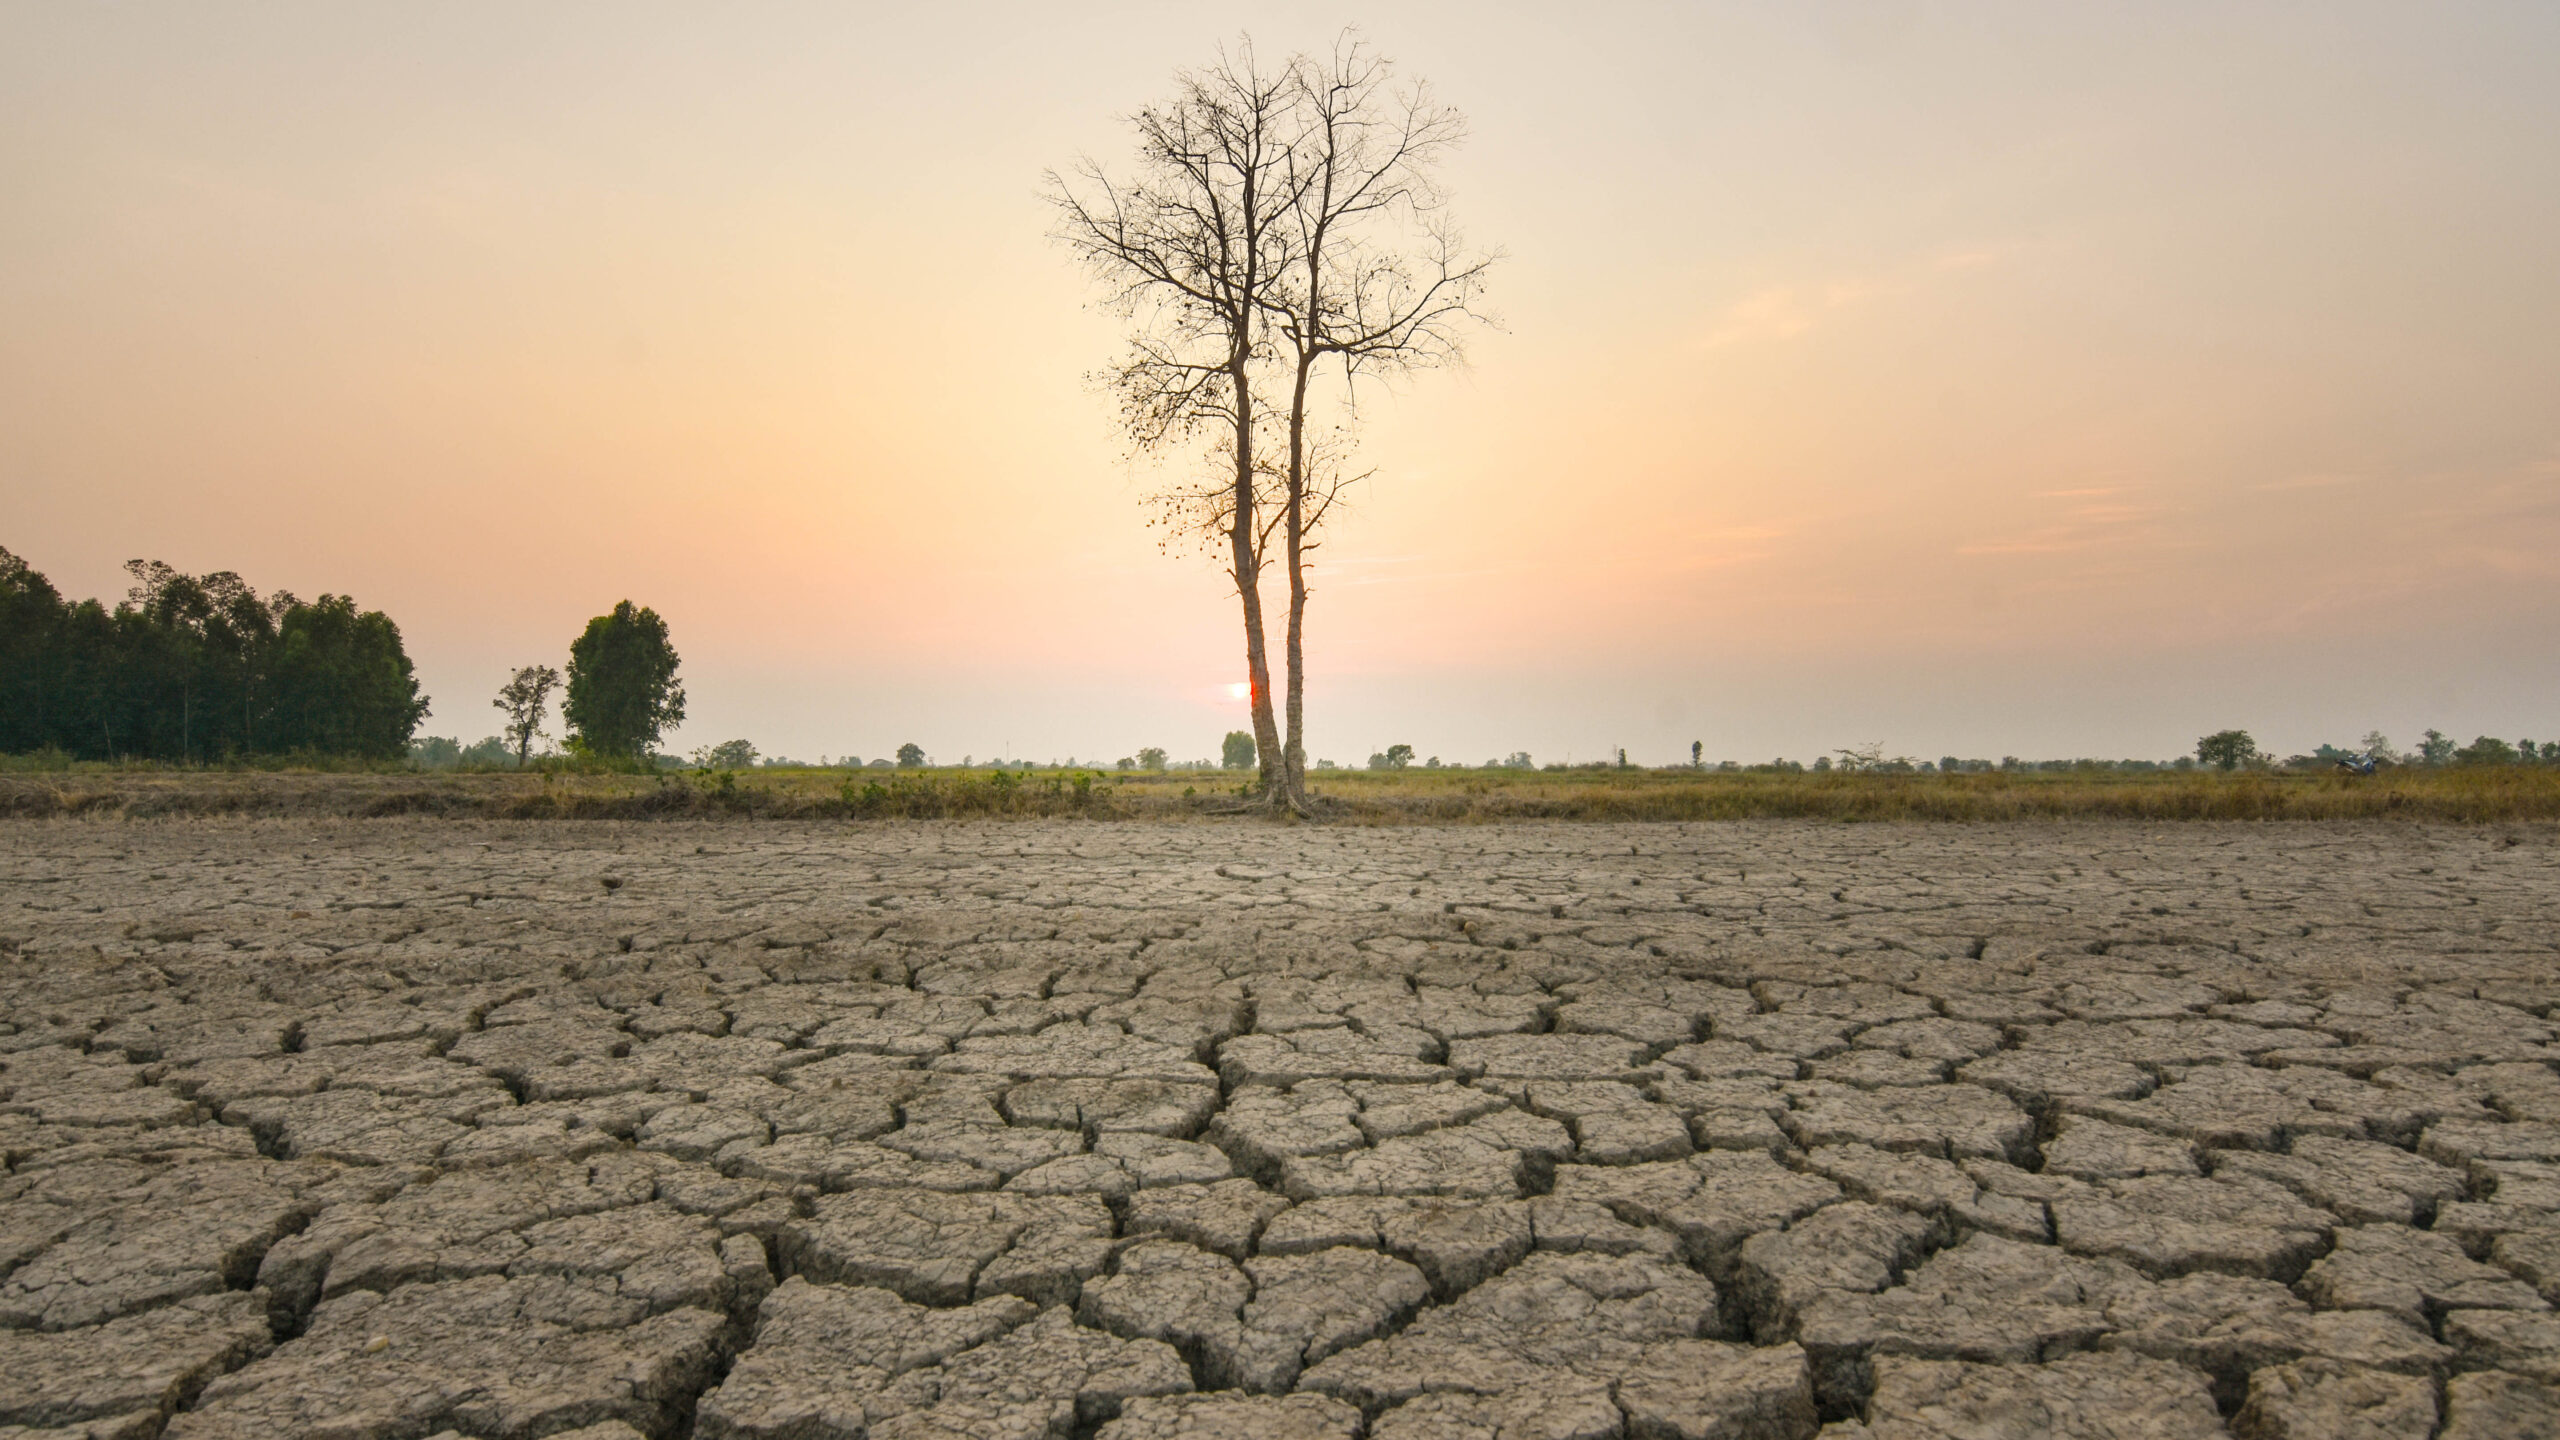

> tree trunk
[1229,357,1285,798]
[1279,354,1315,814]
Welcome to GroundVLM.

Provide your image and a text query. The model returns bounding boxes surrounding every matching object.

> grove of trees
[0,545,428,761]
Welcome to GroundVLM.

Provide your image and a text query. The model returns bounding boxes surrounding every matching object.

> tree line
[0,545,427,761]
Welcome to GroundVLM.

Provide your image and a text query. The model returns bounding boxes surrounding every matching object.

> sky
[6,2,2557,766]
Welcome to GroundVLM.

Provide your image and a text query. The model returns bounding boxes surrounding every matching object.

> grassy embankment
[3,760,2558,823]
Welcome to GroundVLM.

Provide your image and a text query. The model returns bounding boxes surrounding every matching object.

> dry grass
[4,763,2559,824]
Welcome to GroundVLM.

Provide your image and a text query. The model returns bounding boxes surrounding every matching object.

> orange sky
[6,3,2557,764]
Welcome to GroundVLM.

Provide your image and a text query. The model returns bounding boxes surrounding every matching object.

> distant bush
[693,739,759,770]
[1222,731,1256,769]
[2456,736,2519,766]
[2196,730,2259,771]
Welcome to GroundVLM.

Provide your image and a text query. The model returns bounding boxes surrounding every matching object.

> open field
[5,818,2560,1436]
[7,762,2560,824]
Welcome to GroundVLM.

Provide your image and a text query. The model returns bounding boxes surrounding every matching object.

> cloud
[1698,242,2024,349]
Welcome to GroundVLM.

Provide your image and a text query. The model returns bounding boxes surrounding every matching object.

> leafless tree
[493,664,559,767]
[1262,37,1498,810]
[1046,42,1313,795]
[1049,35,1493,813]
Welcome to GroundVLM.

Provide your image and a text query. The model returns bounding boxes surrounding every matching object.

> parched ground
[4,819,2560,1440]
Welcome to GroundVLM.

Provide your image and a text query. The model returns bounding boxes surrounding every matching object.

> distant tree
[1812,755,1832,773]
[2417,729,2456,765]
[461,735,513,766]
[2195,730,2258,772]
[1834,743,1885,773]
[563,602,685,759]
[695,739,759,770]
[1690,741,1702,767]
[0,546,66,754]
[267,594,431,758]
[410,736,462,768]
[493,664,560,766]
[2359,731,2399,764]
[1137,746,1169,771]
[1372,743,1413,770]
[1503,751,1532,770]
[896,742,926,768]
[2455,736,2518,766]
[1116,756,1135,771]
[1222,730,1257,770]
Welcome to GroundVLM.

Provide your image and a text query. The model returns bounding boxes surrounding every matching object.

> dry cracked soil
[4,818,2560,1440]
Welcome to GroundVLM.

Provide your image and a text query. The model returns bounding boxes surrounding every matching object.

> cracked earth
[4,819,2559,1440]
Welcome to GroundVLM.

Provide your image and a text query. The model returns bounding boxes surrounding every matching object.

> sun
[1227,682,1250,701]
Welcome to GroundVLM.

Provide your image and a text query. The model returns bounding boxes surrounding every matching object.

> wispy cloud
[1698,242,2028,349]
[1958,487,2172,558]
[2251,472,2360,493]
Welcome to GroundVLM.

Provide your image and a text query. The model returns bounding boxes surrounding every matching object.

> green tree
[696,737,752,773]
[2455,736,2518,766]
[896,742,926,768]
[563,602,685,759]
[493,664,560,766]
[2196,730,2258,771]
[1137,746,1168,771]
[695,738,759,769]
[0,546,66,754]
[1380,743,1414,770]
[1222,730,1257,770]
[268,595,429,758]
[409,736,461,768]
[2417,729,2456,765]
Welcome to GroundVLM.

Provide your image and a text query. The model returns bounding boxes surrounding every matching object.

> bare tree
[493,665,559,767]
[1047,42,1312,795]
[1262,38,1497,810]
[1051,36,1492,813]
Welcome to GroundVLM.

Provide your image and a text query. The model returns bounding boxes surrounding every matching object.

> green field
[6,760,2559,823]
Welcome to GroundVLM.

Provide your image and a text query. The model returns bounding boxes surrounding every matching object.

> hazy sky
[7,2,2557,765]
